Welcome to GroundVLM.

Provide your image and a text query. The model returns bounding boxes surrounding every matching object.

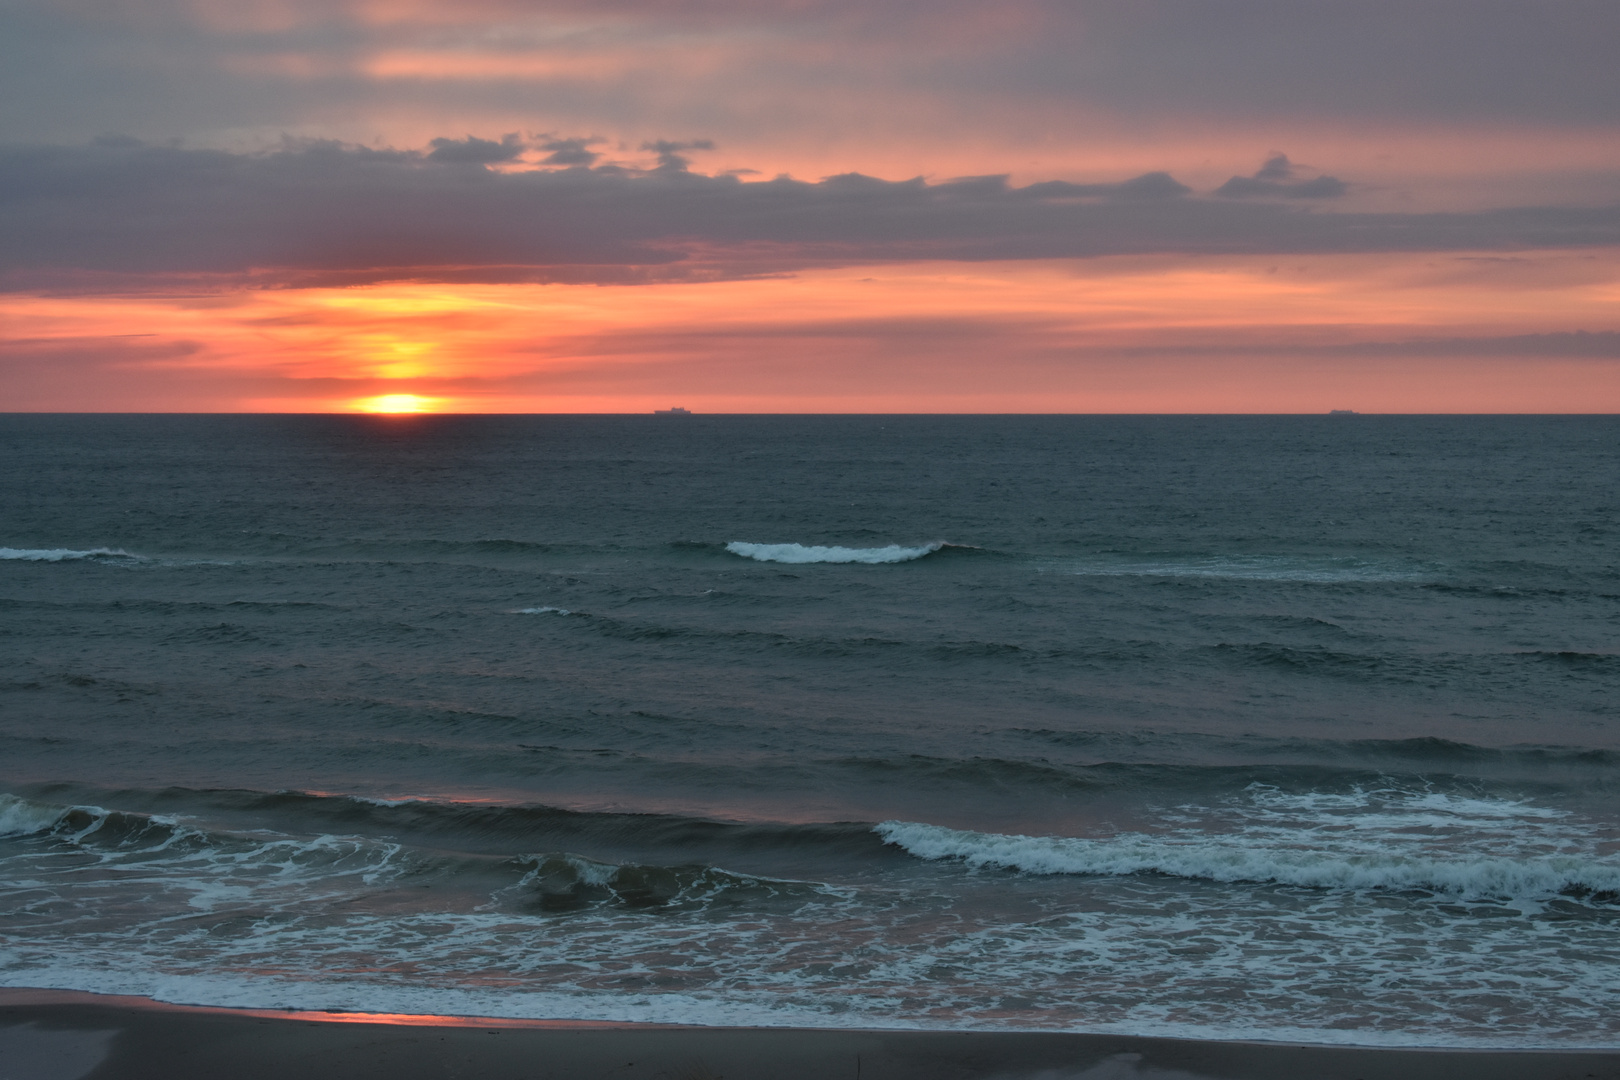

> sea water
[0,414,1616,1046]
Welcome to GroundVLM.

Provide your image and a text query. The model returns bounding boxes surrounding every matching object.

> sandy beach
[3,989,1617,1080]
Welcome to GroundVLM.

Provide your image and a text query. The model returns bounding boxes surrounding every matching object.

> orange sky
[3,1,1618,411]
[6,250,1619,412]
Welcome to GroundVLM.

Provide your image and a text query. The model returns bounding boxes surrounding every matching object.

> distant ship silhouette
[1329,409,1358,415]
[654,406,691,415]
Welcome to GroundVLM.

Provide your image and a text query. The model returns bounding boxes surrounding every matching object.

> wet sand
[2,988,1617,1080]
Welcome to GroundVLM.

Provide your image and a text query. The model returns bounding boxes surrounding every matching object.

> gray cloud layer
[3,139,1618,291]
[4,0,1620,148]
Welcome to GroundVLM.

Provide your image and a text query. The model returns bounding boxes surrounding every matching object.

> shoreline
[3,989,1617,1079]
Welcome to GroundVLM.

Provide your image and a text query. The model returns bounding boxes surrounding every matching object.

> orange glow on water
[0,987,650,1028]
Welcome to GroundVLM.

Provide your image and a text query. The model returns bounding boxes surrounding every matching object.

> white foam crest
[512,606,571,616]
[0,795,182,850]
[874,820,1620,898]
[725,541,945,565]
[0,547,138,562]
[1242,785,1567,822]
[0,795,415,900]
[8,803,1620,1045]
[0,794,69,837]
[343,795,431,807]
[515,852,620,888]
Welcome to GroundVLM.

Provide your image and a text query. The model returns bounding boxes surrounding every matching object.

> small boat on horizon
[654,406,692,415]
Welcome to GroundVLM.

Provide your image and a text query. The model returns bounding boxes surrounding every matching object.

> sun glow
[355,393,438,414]
[5,251,1620,413]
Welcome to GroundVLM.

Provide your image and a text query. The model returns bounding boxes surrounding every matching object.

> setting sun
[354,393,438,414]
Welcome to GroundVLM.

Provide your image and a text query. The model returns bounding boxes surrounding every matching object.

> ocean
[1,414,1617,1047]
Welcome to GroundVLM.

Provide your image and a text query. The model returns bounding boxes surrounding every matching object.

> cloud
[426,134,526,164]
[1215,154,1348,199]
[1324,330,1620,357]
[640,139,716,172]
[1094,330,1620,359]
[2,137,1618,292]
[3,0,1617,232]
[4,0,1619,162]
[0,333,214,410]
[538,136,603,167]
[1016,172,1191,201]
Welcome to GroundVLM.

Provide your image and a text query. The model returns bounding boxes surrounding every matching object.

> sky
[2,0,1618,412]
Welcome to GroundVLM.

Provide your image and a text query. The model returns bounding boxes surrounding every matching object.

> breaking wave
[875,819,1620,899]
[0,789,893,865]
[512,852,836,912]
[0,792,69,837]
[0,547,139,562]
[725,541,949,564]
[0,792,844,922]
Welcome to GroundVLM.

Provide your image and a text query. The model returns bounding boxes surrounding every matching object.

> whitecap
[874,819,1620,898]
[725,541,945,565]
[0,793,69,837]
[0,547,139,562]
[512,606,572,616]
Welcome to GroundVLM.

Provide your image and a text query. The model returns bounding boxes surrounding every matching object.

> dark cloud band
[2,139,1617,291]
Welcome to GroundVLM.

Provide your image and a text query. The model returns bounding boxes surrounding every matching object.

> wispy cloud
[5,252,1618,412]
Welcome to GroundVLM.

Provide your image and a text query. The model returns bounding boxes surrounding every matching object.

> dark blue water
[2,415,1617,1045]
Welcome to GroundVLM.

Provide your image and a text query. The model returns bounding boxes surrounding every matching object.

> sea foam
[874,820,1620,899]
[725,541,945,564]
[0,547,138,562]
[0,793,69,837]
